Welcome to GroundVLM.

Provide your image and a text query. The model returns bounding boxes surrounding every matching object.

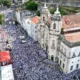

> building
[36,3,80,74]
[15,9,35,23]
[21,16,39,41]
[31,16,40,41]
[0,51,14,80]
[14,0,28,4]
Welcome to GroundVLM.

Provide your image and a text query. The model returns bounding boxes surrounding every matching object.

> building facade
[37,3,80,74]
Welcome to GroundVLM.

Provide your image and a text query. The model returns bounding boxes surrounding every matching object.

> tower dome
[41,2,50,16]
[52,5,61,21]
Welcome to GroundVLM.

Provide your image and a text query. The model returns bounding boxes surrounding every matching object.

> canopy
[0,51,11,62]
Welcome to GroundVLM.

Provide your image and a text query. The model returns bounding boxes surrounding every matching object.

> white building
[31,16,40,41]
[15,9,34,23]
[21,16,39,41]
[22,18,32,37]
[0,51,14,80]
[14,0,28,4]
[36,3,80,74]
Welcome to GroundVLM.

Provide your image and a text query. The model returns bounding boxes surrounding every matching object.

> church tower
[48,5,62,61]
[51,5,62,34]
[40,2,51,22]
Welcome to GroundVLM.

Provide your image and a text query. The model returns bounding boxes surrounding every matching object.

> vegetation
[0,0,12,7]
[60,8,67,15]
[61,28,64,34]
[24,0,38,11]
[36,10,40,16]
[50,8,56,14]
[0,14,4,24]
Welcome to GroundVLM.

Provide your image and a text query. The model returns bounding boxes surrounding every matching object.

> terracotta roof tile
[0,51,11,62]
[62,14,80,29]
[64,32,80,43]
[31,16,40,24]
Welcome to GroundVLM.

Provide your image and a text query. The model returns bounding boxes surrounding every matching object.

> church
[37,3,80,73]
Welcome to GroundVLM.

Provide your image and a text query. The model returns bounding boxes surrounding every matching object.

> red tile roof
[31,16,40,24]
[62,14,80,29]
[0,51,11,62]
[64,32,80,43]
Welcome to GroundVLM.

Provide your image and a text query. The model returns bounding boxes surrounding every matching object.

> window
[78,52,80,56]
[51,40,55,49]
[43,17,45,21]
[76,64,79,68]
[70,66,73,70]
[53,23,56,29]
[63,63,65,68]
[60,60,62,65]
[51,56,54,61]
[72,52,76,58]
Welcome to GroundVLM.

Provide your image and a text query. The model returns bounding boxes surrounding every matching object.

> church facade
[37,3,80,73]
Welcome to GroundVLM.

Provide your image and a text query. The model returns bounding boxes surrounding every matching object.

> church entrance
[51,55,54,61]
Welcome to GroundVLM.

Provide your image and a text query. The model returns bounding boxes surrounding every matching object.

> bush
[2,0,11,7]
[50,8,56,14]
[0,14,4,24]
[24,0,38,11]
[36,10,40,16]
[60,8,67,15]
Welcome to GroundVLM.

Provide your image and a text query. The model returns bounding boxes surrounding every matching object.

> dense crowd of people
[3,24,80,80]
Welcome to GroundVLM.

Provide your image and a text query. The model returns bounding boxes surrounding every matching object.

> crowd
[3,24,80,80]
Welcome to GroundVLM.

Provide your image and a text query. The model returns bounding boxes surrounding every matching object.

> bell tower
[51,5,62,34]
[40,1,51,22]
[48,5,62,61]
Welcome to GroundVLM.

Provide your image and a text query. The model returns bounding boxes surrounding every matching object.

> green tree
[36,10,40,16]
[0,14,4,24]
[3,0,11,7]
[50,8,56,14]
[24,0,38,11]
[60,8,67,15]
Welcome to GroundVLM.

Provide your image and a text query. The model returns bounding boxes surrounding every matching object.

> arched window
[72,52,76,58]
[53,23,56,29]
[43,17,45,21]
[51,55,54,61]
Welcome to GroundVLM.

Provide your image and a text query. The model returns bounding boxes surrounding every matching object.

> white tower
[48,5,62,61]
[40,1,51,22]
[51,5,62,34]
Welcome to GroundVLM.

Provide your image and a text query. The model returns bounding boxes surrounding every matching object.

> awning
[0,51,11,62]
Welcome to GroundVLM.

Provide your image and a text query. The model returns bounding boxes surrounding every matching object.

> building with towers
[37,3,80,74]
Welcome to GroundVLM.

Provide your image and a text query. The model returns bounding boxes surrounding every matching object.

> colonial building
[37,3,80,73]
[21,16,39,41]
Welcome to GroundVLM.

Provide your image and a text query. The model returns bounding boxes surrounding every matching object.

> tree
[3,0,12,7]
[0,14,4,24]
[24,0,38,11]
[60,8,67,15]
[50,8,56,14]
[36,10,40,16]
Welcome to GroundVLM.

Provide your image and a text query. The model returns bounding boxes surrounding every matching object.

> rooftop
[62,14,80,29]
[64,32,80,43]
[0,51,11,62]
[31,16,40,24]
